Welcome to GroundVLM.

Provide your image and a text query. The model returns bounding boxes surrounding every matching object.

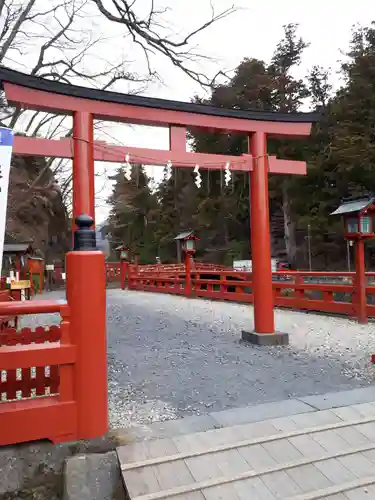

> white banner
[0,127,14,277]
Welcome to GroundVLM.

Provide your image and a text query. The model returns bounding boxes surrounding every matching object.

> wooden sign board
[28,259,44,272]
[11,279,31,290]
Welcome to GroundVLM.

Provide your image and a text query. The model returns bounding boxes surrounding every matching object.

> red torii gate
[0,67,318,345]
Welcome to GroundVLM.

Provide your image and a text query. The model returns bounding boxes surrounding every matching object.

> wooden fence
[126,268,375,320]
[0,250,108,447]
[0,300,77,445]
[105,261,232,285]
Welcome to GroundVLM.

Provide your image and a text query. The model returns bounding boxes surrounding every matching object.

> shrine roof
[0,66,319,124]
[330,197,375,216]
[174,231,195,240]
[3,243,33,254]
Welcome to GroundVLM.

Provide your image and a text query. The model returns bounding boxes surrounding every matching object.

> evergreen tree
[106,22,375,270]
[107,165,157,263]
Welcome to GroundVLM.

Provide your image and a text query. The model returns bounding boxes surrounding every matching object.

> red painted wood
[0,290,17,331]
[4,83,313,137]
[128,268,375,320]
[13,136,252,170]
[185,254,192,297]
[355,239,368,323]
[0,300,79,446]
[66,251,108,440]
[106,262,121,283]
[73,111,95,223]
[169,126,187,151]
[0,300,65,316]
[0,398,77,445]
[13,136,308,175]
[0,342,76,370]
[249,133,275,334]
[268,156,306,175]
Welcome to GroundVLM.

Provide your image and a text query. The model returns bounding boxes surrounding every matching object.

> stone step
[116,387,375,499]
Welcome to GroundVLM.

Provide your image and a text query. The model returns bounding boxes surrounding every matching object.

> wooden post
[66,220,107,441]
[242,132,288,345]
[355,238,367,324]
[185,252,192,297]
[120,260,128,290]
[249,132,274,333]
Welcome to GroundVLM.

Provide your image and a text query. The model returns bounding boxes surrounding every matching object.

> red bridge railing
[105,261,231,283]
[106,262,121,283]
[0,300,77,445]
[127,268,375,320]
[0,249,107,447]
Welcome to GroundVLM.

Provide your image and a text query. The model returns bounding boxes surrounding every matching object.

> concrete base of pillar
[241,330,289,346]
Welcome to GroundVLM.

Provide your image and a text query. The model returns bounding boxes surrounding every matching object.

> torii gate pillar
[242,132,289,346]
[73,111,95,226]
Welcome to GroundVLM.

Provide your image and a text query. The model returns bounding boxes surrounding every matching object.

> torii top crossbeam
[0,67,317,174]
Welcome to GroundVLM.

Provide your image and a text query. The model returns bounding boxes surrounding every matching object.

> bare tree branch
[0,0,237,221]
[90,0,237,86]
[0,0,37,62]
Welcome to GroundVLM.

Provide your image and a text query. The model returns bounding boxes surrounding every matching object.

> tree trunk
[176,241,182,264]
[282,179,297,268]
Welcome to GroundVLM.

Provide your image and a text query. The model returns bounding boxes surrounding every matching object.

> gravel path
[21,289,375,429]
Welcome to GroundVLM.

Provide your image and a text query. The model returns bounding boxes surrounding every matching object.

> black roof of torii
[0,66,319,124]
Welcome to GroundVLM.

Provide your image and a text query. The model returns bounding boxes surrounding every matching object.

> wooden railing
[106,262,121,283]
[136,262,230,274]
[0,300,77,445]
[0,289,18,331]
[0,249,107,447]
[105,262,233,286]
[128,269,375,320]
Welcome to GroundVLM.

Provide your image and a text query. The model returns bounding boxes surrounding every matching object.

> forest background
[108,23,375,270]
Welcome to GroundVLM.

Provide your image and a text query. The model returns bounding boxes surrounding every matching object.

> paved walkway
[117,386,375,499]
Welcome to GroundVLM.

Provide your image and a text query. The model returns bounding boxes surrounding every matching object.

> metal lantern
[331,195,375,325]
[184,238,196,253]
[330,195,375,240]
[120,249,128,260]
[346,217,358,234]
[115,244,130,261]
[173,231,200,261]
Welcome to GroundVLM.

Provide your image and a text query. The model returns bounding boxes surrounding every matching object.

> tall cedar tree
[107,165,157,263]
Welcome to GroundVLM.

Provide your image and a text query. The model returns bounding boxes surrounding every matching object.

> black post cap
[73,214,97,251]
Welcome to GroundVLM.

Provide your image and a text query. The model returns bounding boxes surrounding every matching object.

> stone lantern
[331,195,375,323]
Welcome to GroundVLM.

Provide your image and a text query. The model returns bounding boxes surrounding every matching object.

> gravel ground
[21,289,375,429]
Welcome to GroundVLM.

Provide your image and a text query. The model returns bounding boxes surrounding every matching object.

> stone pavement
[116,386,375,499]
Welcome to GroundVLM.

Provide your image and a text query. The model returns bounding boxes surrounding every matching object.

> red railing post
[66,247,107,439]
[185,252,192,297]
[354,239,367,324]
[120,260,128,290]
